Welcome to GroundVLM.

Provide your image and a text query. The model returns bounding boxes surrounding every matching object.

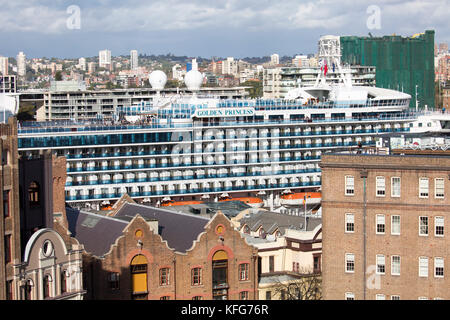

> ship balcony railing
[65,181,322,201]
[64,169,322,186]
[18,112,417,135]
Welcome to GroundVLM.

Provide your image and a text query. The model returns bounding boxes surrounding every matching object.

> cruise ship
[16,62,414,210]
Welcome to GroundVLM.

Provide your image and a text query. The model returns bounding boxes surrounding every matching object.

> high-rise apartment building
[270,54,279,65]
[16,52,26,77]
[0,57,8,75]
[130,50,138,70]
[340,30,435,110]
[99,49,111,70]
[78,57,86,71]
[320,153,450,300]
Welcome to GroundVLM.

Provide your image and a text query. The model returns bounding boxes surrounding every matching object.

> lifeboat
[160,200,204,207]
[280,191,321,206]
[218,196,264,208]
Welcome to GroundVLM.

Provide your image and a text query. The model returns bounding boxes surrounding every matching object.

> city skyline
[0,0,448,59]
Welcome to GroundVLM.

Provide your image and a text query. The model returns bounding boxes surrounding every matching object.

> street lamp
[303,193,311,230]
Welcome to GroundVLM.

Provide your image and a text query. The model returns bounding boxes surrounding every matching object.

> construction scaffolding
[340,30,435,110]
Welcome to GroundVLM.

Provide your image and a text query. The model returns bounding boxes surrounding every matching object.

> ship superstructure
[16,36,415,210]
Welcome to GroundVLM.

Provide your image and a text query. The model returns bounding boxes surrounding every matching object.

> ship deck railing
[18,113,418,135]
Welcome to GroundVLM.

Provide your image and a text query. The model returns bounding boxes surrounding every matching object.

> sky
[0,0,448,59]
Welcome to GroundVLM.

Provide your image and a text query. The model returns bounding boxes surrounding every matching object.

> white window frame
[375,294,386,300]
[434,178,444,199]
[419,257,428,278]
[345,213,355,233]
[375,176,386,197]
[434,216,444,237]
[418,296,428,300]
[419,216,429,236]
[376,214,385,234]
[391,255,401,276]
[434,257,444,278]
[345,292,355,300]
[345,253,355,273]
[391,295,400,300]
[391,215,401,235]
[391,177,401,198]
[345,175,355,196]
[419,177,429,198]
[376,254,386,275]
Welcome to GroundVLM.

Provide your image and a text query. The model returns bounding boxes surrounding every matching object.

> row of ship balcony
[65,166,322,186]
[17,113,414,135]
[62,138,374,164]
[65,176,322,201]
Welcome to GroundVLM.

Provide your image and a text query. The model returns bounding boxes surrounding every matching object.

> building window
[391,215,401,235]
[345,253,355,273]
[345,213,354,233]
[130,254,148,300]
[21,280,33,300]
[269,256,275,273]
[3,190,10,217]
[160,296,170,300]
[435,178,444,198]
[391,177,401,197]
[376,255,386,274]
[419,257,428,277]
[419,178,429,198]
[61,270,67,294]
[159,268,170,286]
[4,234,11,264]
[345,292,355,300]
[391,295,400,300]
[313,254,321,274]
[376,214,385,234]
[6,280,13,300]
[376,176,385,197]
[391,255,401,276]
[376,294,386,300]
[434,258,444,278]
[108,272,120,290]
[191,267,202,286]
[419,216,429,236]
[192,296,203,300]
[28,181,40,206]
[345,176,355,196]
[43,274,52,299]
[435,216,444,237]
[239,263,249,281]
[239,291,249,300]
[265,291,272,300]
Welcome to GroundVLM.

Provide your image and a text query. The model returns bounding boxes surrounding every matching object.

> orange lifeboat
[160,200,204,207]
[219,196,264,208]
[280,191,321,206]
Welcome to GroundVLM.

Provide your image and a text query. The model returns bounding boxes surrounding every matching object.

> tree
[271,270,322,300]
[241,80,263,98]
[55,71,63,81]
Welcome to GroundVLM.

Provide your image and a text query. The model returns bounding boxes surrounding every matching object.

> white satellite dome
[184,70,203,91]
[149,70,167,90]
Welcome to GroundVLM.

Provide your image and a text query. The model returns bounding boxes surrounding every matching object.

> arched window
[61,270,67,294]
[43,274,52,299]
[28,181,40,206]
[21,279,33,300]
[212,250,228,300]
[130,254,148,300]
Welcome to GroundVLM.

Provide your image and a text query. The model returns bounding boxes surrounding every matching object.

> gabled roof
[112,203,210,253]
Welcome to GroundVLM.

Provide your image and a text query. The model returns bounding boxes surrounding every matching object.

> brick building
[320,153,449,300]
[0,118,21,300]
[66,199,259,300]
